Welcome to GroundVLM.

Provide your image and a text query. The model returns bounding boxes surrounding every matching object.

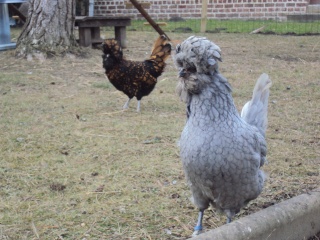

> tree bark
[16,0,77,57]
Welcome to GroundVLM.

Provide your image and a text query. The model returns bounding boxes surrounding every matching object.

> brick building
[93,0,314,21]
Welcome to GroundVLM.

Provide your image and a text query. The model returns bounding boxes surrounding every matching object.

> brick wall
[94,0,309,21]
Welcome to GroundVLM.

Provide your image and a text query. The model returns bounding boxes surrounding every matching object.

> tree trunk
[16,0,77,57]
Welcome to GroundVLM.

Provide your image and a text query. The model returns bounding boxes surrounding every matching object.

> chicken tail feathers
[102,39,123,61]
[241,73,272,136]
[147,35,172,63]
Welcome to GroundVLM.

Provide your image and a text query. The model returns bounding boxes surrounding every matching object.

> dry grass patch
[0,31,319,239]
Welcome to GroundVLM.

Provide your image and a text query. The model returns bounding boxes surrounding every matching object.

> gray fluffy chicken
[174,36,272,236]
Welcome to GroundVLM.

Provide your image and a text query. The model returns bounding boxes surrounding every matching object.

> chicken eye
[176,60,183,67]
[185,63,196,73]
[187,67,196,73]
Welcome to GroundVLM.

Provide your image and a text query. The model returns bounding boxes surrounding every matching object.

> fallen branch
[250,26,265,34]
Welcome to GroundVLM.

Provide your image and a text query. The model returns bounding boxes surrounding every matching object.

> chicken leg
[137,100,141,112]
[123,98,141,112]
[192,209,204,236]
[123,98,131,109]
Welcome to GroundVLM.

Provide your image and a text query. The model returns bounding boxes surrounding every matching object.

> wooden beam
[129,0,170,40]
[200,0,208,33]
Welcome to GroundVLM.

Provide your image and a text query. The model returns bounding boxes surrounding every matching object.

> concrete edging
[191,187,320,240]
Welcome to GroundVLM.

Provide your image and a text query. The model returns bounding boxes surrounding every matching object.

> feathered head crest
[102,39,123,61]
[175,36,222,74]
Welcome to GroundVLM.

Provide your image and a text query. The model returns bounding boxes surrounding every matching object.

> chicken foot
[192,209,233,236]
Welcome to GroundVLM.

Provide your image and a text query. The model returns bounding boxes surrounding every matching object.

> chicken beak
[179,68,186,78]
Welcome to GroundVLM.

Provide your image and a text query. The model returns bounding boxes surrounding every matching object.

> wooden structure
[75,16,131,48]
[75,0,168,47]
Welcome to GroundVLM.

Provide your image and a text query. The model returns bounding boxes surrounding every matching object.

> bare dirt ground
[0,30,319,239]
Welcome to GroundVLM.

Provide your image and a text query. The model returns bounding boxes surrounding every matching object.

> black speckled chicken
[102,35,171,112]
[174,36,272,236]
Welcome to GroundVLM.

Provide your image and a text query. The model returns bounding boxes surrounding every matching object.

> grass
[124,19,320,35]
[0,30,319,239]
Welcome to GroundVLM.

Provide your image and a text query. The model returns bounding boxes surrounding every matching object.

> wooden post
[115,26,127,48]
[129,0,170,40]
[200,0,208,33]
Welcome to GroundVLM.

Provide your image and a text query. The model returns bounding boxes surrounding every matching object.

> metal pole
[0,3,17,50]
[0,3,11,44]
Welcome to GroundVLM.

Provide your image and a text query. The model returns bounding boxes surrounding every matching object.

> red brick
[244,3,254,7]
[252,12,265,17]
[286,3,295,6]
[94,0,309,20]
[216,13,227,18]
[224,4,234,8]
[296,2,307,6]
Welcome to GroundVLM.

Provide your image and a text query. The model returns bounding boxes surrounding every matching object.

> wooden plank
[75,16,131,21]
[75,16,131,23]
[75,19,131,28]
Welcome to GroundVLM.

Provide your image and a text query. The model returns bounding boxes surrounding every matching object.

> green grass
[0,31,319,239]
[121,19,320,35]
[92,82,112,89]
